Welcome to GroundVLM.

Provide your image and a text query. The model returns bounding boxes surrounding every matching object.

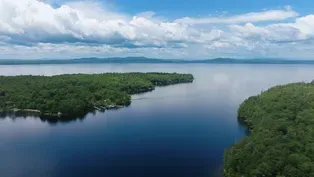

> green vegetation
[224,82,314,177]
[0,73,193,117]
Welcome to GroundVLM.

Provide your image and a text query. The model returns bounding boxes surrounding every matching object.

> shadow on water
[0,111,89,124]
[0,104,133,125]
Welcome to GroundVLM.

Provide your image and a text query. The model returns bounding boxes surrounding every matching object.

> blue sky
[116,0,312,17]
[0,0,314,59]
[51,0,313,17]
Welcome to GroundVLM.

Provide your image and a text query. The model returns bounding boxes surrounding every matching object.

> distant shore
[1,57,314,65]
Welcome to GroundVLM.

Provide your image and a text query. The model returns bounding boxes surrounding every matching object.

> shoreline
[1,104,127,118]
[0,73,194,119]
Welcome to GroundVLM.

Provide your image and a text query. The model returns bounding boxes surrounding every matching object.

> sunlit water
[1,64,314,177]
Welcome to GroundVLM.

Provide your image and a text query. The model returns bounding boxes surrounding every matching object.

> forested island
[0,73,193,118]
[224,82,314,177]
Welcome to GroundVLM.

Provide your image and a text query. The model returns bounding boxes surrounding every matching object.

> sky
[0,0,314,59]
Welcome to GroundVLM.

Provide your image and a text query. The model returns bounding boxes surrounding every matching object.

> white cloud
[0,0,313,59]
[230,14,314,43]
[0,0,217,48]
[175,8,299,24]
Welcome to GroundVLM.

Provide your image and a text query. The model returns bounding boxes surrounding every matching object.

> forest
[224,82,314,177]
[0,73,193,117]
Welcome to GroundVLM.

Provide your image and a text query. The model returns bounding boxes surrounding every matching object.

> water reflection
[0,111,88,124]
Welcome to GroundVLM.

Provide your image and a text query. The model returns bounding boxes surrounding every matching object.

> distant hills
[1,57,314,65]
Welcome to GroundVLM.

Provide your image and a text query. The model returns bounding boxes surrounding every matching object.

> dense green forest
[0,73,193,117]
[224,82,314,177]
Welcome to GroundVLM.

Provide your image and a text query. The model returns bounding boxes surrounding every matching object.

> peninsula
[224,82,314,177]
[0,73,193,117]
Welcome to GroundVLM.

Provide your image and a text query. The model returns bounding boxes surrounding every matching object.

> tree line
[224,82,314,177]
[0,73,193,117]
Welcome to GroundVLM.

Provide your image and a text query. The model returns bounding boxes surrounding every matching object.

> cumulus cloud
[230,15,314,43]
[0,0,314,59]
[0,0,217,48]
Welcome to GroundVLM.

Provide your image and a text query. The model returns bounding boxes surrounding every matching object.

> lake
[1,64,314,177]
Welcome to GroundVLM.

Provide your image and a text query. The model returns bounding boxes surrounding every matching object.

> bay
[1,64,314,177]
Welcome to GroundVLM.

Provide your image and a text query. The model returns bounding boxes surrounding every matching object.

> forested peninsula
[224,82,314,177]
[0,73,193,117]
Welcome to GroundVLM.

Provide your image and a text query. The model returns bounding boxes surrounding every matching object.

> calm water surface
[1,64,314,177]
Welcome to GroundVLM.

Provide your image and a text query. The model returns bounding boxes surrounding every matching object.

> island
[224,82,314,177]
[0,73,193,118]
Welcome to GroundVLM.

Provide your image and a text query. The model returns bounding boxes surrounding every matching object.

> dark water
[1,64,314,177]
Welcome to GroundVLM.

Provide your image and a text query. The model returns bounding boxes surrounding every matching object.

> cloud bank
[0,0,314,59]
[176,7,299,24]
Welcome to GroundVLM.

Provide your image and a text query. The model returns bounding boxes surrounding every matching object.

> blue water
[1,64,314,177]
